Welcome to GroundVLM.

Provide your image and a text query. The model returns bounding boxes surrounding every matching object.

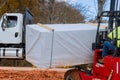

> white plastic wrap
[26,24,97,68]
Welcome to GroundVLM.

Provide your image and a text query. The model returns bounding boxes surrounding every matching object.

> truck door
[0,14,23,44]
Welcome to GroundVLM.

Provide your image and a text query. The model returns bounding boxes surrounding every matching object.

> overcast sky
[64,0,110,20]
[63,0,97,20]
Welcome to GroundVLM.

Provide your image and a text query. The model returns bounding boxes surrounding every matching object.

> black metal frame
[93,0,120,57]
[92,0,120,50]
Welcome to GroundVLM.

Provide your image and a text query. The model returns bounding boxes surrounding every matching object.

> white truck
[0,9,33,59]
[0,9,97,68]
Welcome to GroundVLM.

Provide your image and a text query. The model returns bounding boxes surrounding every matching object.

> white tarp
[26,23,97,68]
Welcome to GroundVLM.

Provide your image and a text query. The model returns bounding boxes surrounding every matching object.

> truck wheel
[64,69,81,80]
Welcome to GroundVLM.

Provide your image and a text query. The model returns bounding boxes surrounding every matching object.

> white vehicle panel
[0,13,23,44]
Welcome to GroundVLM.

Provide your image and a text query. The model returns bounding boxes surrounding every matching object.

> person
[99,26,120,63]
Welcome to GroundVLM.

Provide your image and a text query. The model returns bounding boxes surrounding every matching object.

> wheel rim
[64,69,81,80]
[66,75,73,80]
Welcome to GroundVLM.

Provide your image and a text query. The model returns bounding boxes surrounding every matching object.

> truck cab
[0,9,33,59]
[0,13,23,44]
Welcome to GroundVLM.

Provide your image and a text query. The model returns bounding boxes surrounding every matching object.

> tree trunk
[97,0,106,16]
[48,0,55,23]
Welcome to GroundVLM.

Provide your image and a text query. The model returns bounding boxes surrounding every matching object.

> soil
[0,67,66,80]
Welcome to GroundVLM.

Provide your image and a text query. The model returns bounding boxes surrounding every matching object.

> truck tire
[64,69,81,80]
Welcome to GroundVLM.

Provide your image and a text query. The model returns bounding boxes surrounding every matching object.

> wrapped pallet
[26,23,97,68]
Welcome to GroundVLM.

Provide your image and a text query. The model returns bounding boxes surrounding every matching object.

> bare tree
[47,0,55,23]
[97,0,106,16]
[73,3,90,21]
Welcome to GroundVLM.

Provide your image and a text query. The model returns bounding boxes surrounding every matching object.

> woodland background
[0,0,85,24]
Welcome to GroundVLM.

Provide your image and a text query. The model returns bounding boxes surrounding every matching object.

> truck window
[7,16,17,28]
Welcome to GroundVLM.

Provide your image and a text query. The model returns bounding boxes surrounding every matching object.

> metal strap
[49,29,54,68]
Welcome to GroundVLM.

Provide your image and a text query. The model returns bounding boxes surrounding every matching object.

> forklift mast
[108,0,116,31]
[108,0,120,31]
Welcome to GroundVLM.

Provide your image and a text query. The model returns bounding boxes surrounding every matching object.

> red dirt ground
[0,67,66,80]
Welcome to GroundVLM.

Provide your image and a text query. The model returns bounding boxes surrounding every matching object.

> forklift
[64,0,120,80]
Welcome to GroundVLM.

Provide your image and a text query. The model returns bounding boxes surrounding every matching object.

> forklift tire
[64,69,81,80]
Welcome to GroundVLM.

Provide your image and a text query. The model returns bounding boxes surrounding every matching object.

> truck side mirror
[1,15,7,31]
